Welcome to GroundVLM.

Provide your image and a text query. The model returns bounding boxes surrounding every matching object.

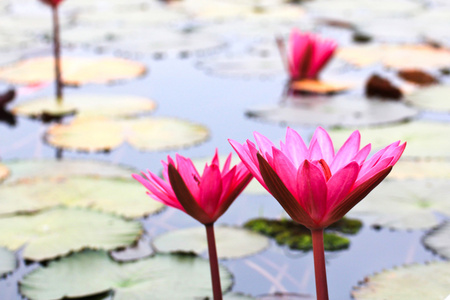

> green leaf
[45,117,210,152]
[0,247,16,276]
[0,208,142,261]
[246,96,418,128]
[423,222,450,259]
[2,159,136,184]
[244,218,362,251]
[349,179,450,230]
[12,94,157,119]
[152,226,270,259]
[406,85,450,113]
[0,176,165,218]
[329,121,450,159]
[352,261,450,300]
[20,250,233,300]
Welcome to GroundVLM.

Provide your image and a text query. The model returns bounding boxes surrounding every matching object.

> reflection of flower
[133,150,252,225]
[287,30,337,80]
[39,0,64,7]
[230,127,405,300]
[230,127,405,229]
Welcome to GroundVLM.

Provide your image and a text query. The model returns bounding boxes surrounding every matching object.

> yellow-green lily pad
[352,261,450,300]
[2,159,136,184]
[389,160,450,180]
[0,207,142,261]
[406,85,450,113]
[0,56,146,86]
[152,226,270,259]
[0,247,16,276]
[349,179,450,230]
[423,222,450,259]
[0,176,165,218]
[12,94,157,119]
[246,96,418,128]
[45,117,210,152]
[20,250,233,300]
[329,121,450,159]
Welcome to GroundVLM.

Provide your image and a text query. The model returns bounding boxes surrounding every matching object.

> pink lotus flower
[229,127,405,230]
[287,29,337,80]
[132,150,253,225]
[39,0,64,7]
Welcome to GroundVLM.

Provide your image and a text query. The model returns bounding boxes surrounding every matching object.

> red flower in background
[287,29,337,80]
[39,0,63,7]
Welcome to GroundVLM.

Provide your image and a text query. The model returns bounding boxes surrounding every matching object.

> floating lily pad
[224,292,255,300]
[0,56,146,86]
[0,208,142,261]
[0,163,9,183]
[197,56,284,78]
[45,117,210,152]
[258,293,315,300]
[20,250,233,300]
[0,176,165,218]
[2,159,136,184]
[349,179,450,230]
[329,121,450,159]
[12,94,157,119]
[290,79,351,94]
[423,222,450,259]
[337,45,450,69]
[244,218,362,251]
[110,235,154,262]
[352,261,450,300]
[152,226,270,259]
[246,96,417,128]
[0,247,16,276]
[406,85,450,113]
[389,160,450,180]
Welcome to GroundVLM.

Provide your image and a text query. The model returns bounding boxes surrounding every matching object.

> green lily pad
[352,261,450,300]
[224,293,255,300]
[389,160,450,180]
[152,226,270,259]
[0,56,146,86]
[197,55,284,78]
[423,222,450,259]
[12,94,157,119]
[349,179,450,230]
[0,176,165,218]
[246,96,418,128]
[0,163,9,183]
[0,208,142,261]
[329,121,450,159]
[2,159,136,184]
[45,117,210,152]
[244,218,362,251]
[0,247,16,276]
[20,250,233,300]
[406,85,450,113]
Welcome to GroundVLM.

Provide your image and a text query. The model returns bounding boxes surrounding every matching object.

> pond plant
[39,0,64,103]
[133,150,253,300]
[229,127,406,300]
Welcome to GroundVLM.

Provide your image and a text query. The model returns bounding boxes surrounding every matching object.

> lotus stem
[205,223,223,300]
[52,5,63,104]
[311,228,329,300]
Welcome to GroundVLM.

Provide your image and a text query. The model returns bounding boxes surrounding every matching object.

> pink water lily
[230,127,405,230]
[287,29,337,80]
[230,127,405,300]
[133,150,252,225]
[133,150,252,300]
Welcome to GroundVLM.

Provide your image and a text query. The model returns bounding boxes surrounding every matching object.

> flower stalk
[311,228,329,300]
[205,223,223,300]
[51,5,63,104]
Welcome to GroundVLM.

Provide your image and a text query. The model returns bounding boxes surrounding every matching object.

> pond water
[0,1,449,299]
